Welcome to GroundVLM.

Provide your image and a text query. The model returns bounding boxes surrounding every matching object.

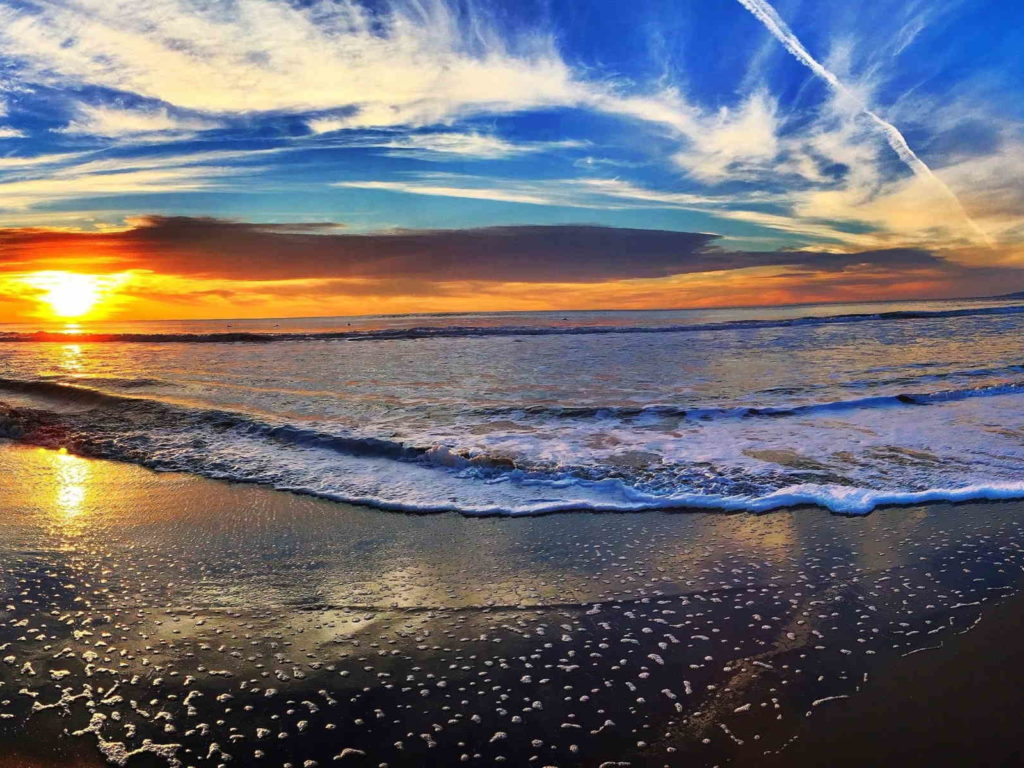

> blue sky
[0,0,1022,318]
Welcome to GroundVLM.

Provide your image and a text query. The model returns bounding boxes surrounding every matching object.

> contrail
[735,0,992,246]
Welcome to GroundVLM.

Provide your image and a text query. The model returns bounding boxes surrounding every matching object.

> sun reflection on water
[58,342,84,375]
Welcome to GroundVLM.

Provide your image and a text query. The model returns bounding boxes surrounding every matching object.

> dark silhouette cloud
[0,215,947,284]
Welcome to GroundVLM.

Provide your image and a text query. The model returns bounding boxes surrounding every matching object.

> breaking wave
[4,375,1024,516]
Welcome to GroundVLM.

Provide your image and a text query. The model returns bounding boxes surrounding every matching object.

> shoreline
[6,432,1024,519]
[3,441,1024,766]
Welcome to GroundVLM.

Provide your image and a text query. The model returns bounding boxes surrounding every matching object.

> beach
[0,0,1020,760]
[4,441,1024,767]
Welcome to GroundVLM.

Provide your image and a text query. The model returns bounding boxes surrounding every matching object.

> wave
[5,374,1024,427]
[294,481,1024,517]
[4,374,1024,517]
[3,302,1024,344]
[54,375,172,389]
[0,376,1020,517]
[477,381,1024,421]
[0,377,533,479]
[0,376,129,406]
[0,377,420,458]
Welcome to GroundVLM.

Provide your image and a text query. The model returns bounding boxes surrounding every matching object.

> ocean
[2,297,1024,515]
[6,298,1024,768]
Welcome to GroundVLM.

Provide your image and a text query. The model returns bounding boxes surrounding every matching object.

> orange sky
[1,255,1017,324]
[1,217,1021,323]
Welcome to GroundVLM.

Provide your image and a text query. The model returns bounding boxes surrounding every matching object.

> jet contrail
[735,0,992,246]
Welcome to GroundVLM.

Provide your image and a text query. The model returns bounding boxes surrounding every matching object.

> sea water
[3,298,1024,515]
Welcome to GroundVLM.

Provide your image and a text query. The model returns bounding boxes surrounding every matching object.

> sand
[2,441,1024,767]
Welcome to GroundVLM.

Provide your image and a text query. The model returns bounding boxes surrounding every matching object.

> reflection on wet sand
[3,443,1024,767]
[53,448,89,525]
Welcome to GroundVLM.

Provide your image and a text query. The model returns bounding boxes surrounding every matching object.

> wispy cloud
[669,91,781,182]
[373,132,585,160]
[334,174,725,211]
[0,0,580,126]
[0,166,247,210]
[0,0,772,155]
[335,179,564,207]
[60,104,222,138]
[0,149,273,210]
[335,173,867,244]
[734,0,991,246]
[0,151,90,171]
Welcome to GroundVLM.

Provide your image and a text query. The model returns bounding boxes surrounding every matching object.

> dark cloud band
[0,216,946,284]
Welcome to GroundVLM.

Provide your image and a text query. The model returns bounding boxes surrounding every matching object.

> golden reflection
[706,512,797,559]
[58,343,84,375]
[50,448,90,530]
[39,341,87,381]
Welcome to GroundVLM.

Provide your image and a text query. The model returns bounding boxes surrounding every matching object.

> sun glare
[22,271,119,319]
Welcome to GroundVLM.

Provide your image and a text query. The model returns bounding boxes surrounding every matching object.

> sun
[22,271,113,319]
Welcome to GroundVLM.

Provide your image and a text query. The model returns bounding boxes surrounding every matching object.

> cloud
[307,128,586,159]
[0,151,90,171]
[733,0,990,246]
[671,91,781,182]
[337,173,755,212]
[334,174,867,244]
[0,167,247,211]
[0,150,272,211]
[0,148,281,210]
[0,0,775,153]
[335,178,584,207]
[0,0,1017,268]
[0,126,24,138]
[60,104,221,138]
[0,215,951,285]
[5,216,1022,321]
[811,140,1024,248]
[373,132,584,160]
[0,0,580,127]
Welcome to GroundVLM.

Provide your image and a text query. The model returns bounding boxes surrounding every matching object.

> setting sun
[21,271,121,319]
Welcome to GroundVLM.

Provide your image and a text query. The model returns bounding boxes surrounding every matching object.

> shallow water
[3,300,1024,514]
[2,444,1024,766]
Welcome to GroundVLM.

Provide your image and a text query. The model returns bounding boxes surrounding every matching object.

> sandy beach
[0,0,1020,760]
[2,441,1024,767]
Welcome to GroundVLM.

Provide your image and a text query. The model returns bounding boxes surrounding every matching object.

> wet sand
[3,441,1024,767]
[746,585,1024,768]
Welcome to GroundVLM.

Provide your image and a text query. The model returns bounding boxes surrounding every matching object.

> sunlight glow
[26,272,103,318]
[21,271,126,319]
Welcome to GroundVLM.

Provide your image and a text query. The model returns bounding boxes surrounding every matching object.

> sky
[0,0,1022,321]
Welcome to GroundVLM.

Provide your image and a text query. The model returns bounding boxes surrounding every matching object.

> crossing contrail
[735,0,992,246]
